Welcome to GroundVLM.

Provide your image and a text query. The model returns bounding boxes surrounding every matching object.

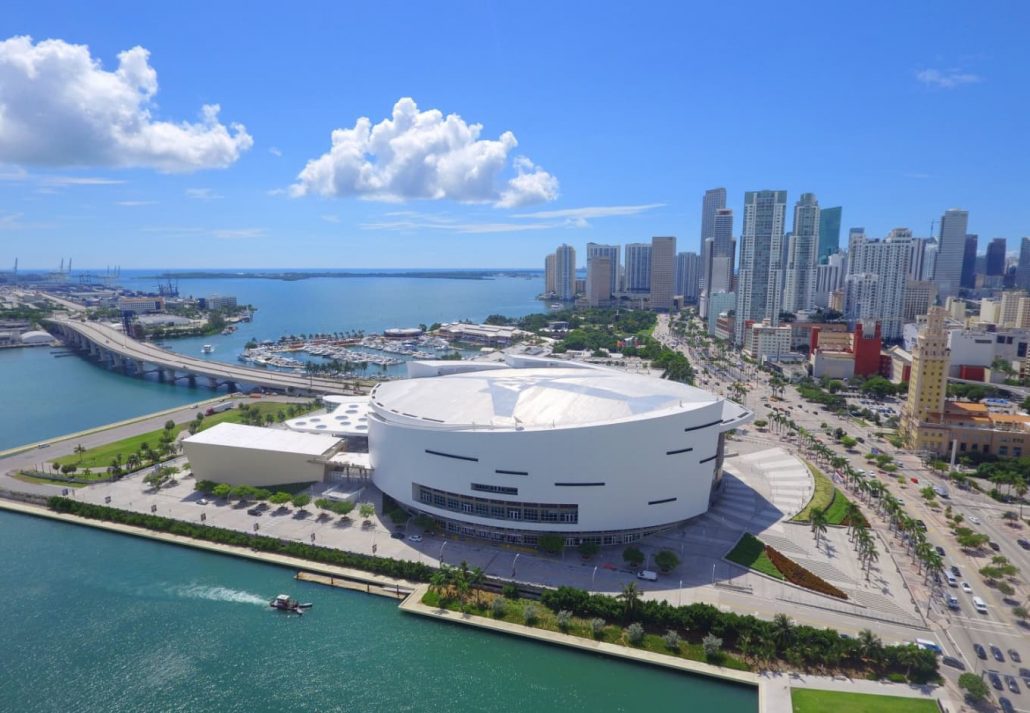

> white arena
[367,357,752,545]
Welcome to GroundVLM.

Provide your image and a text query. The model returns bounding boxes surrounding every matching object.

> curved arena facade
[368,358,751,545]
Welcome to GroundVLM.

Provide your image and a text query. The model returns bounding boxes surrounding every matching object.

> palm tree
[843,502,863,538]
[810,508,829,546]
[618,582,641,619]
[772,613,794,654]
[857,629,882,665]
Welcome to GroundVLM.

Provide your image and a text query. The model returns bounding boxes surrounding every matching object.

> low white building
[183,423,341,487]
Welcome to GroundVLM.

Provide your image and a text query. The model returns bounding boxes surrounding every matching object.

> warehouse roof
[184,422,340,456]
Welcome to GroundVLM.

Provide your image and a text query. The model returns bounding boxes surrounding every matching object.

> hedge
[47,497,434,582]
[539,586,937,681]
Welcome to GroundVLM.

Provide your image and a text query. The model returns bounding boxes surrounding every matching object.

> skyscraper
[844,228,912,340]
[935,208,969,298]
[735,190,787,343]
[700,208,735,317]
[586,255,612,307]
[675,251,701,302]
[585,243,620,299]
[817,206,842,264]
[908,238,938,281]
[544,253,556,295]
[624,243,652,292]
[701,188,727,242]
[649,236,677,310]
[1017,238,1030,291]
[961,234,978,289]
[555,244,576,301]
[782,192,820,313]
[813,251,847,308]
[986,238,1006,276]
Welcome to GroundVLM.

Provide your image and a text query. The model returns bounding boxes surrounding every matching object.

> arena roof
[184,422,341,455]
[371,366,740,430]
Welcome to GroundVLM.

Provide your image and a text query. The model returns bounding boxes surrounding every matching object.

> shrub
[959,672,988,701]
[491,597,507,618]
[623,545,645,567]
[537,534,564,554]
[590,618,606,639]
[626,622,645,645]
[654,549,680,573]
[702,633,723,658]
[577,541,599,559]
[523,605,538,627]
[502,582,520,600]
[663,629,681,651]
[764,545,848,600]
[556,609,573,632]
[886,672,907,683]
[194,480,217,494]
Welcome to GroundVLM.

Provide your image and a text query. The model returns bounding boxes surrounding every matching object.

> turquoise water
[1,274,544,449]
[0,513,757,712]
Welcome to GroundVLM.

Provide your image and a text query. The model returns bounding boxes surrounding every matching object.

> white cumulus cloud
[0,35,253,172]
[290,97,558,207]
[915,68,982,89]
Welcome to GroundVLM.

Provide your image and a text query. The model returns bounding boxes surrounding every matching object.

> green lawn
[725,533,783,580]
[53,401,314,470]
[791,689,938,713]
[792,461,835,522]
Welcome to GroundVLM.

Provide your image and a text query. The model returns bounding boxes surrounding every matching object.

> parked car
[1009,649,1022,663]
[962,582,973,594]
[1018,538,1030,550]
[989,671,1004,690]
[975,644,987,659]
[1005,675,1020,694]
[1000,697,1015,713]
[969,515,982,525]
[989,541,1001,551]
[941,655,965,671]
[636,570,658,581]
[951,565,962,577]
[935,545,946,556]
[389,532,405,540]
[408,534,423,543]
[991,644,1005,662]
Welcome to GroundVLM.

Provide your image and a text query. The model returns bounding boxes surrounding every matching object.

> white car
[407,534,423,543]
[962,582,973,594]
[197,498,209,505]
[968,515,981,525]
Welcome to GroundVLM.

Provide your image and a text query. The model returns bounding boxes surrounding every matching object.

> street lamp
[253,523,259,534]
[679,579,683,606]
[511,553,521,578]
[439,540,448,565]
[592,565,598,588]
[310,532,316,544]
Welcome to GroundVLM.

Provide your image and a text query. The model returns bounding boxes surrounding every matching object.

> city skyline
[2,2,1029,269]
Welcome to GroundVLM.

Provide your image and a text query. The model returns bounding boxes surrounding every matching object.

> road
[656,314,1030,708]
[49,317,366,395]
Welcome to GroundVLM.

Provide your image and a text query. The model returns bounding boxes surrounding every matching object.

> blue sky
[1,1,1028,269]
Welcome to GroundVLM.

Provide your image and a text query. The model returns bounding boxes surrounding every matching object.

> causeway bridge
[47,317,365,396]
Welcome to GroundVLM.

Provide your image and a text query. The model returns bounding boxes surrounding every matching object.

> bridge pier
[187,374,197,387]
[226,381,238,393]
[208,376,219,390]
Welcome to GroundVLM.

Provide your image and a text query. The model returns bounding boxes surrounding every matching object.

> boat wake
[173,584,268,606]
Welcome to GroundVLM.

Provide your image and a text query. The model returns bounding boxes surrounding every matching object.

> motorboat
[269,594,312,614]
[201,344,214,354]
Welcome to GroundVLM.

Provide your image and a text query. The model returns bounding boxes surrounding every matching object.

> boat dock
[294,570,414,600]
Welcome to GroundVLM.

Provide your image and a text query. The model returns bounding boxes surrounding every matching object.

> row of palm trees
[773,411,945,594]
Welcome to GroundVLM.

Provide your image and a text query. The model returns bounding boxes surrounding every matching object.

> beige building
[183,423,342,487]
[999,290,1028,327]
[902,280,937,323]
[586,256,612,307]
[901,307,950,452]
[744,320,793,362]
[901,307,1030,456]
